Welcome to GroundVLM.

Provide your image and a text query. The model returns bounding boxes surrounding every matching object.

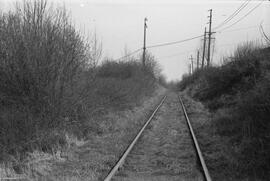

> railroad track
[178,95,212,181]
[103,94,212,181]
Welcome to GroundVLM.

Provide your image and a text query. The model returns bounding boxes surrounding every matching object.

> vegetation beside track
[46,87,166,180]
[0,1,164,178]
[178,42,270,180]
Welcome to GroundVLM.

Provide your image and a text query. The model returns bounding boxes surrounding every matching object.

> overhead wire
[218,25,258,33]
[157,50,195,59]
[114,48,142,61]
[156,42,245,60]
[114,1,265,61]
[146,35,204,49]
[114,34,204,60]
[259,23,270,42]
[218,1,264,32]
[214,0,252,30]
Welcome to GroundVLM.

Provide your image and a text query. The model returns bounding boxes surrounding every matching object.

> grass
[178,42,270,180]
[44,87,166,181]
[180,94,239,181]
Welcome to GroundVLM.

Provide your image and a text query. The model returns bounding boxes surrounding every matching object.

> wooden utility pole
[143,17,147,66]
[189,55,194,74]
[207,9,212,67]
[197,50,200,70]
[202,27,207,68]
[191,57,194,73]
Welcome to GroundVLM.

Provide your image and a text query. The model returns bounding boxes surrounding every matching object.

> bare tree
[0,0,96,125]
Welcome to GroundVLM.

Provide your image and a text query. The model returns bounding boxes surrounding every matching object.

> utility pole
[189,55,194,74]
[143,17,147,66]
[197,50,200,70]
[207,9,212,67]
[94,29,97,63]
[202,27,207,68]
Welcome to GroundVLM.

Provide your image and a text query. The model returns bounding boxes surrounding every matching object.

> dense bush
[0,0,159,167]
[97,61,140,79]
[234,77,270,177]
[179,42,270,178]
[181,45,262,102]
[95,60,156,108]
[0,0,92,160]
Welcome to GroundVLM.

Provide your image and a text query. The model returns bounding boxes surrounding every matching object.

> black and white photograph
[0,0,269,180]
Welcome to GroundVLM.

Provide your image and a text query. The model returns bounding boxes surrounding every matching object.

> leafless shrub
[0,0,95,161]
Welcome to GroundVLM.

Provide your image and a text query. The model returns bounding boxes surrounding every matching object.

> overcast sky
[1,0,269,81]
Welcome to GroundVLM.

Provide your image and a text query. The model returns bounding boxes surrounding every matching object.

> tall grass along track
[103,95,167,181]
[178,95,212,181]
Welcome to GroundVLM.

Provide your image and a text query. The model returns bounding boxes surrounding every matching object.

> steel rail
[103,95,167,181]
[0,177,27,180]
[178,95,212,181]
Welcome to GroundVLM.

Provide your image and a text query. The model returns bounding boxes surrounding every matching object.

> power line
[218,1,264,32]
[216,24,270,37]
[114,48,142,61]
[114,19,265,61]
[214,0,251,30]
[156,42,247,60]
[114,23,263,62]
[146,35,204,49]
[218,25,258,33]
[259,23,270,42]
[218,43,239,48]
[113,34,203,61]
[213,0,251,30]
[157,50,195,59]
